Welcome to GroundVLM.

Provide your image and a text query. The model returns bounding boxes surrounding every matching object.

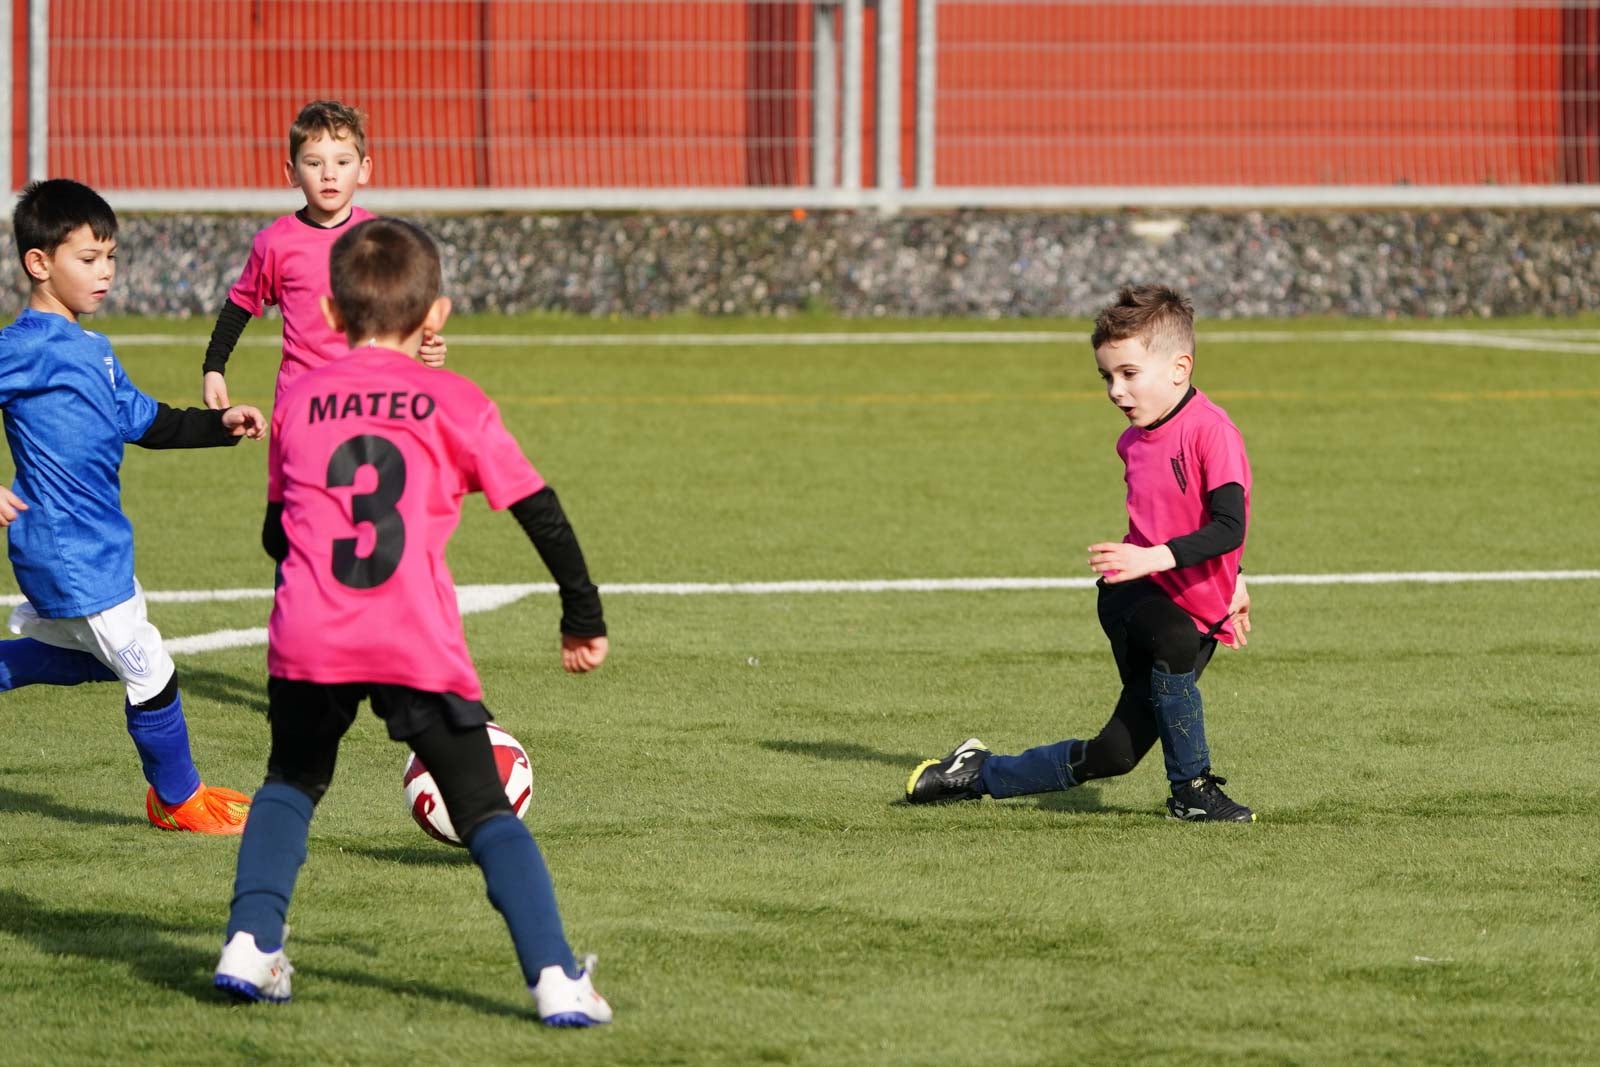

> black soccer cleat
[905,738,991,804]
[1167,772,1255,823]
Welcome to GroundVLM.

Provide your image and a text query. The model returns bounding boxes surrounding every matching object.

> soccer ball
[402,722,533,846]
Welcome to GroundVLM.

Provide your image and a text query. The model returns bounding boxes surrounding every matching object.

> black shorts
[268,677,492,742]
[263,677,496,804]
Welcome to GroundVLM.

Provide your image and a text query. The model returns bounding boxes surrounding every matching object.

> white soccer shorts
[8,580,176,705]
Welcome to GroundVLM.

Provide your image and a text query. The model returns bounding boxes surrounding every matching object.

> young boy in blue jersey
[0,179,267,834]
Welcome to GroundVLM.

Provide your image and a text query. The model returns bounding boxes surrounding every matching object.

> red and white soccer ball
[402,722,533,847]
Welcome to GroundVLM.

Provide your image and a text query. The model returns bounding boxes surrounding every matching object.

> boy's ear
[320,294,348,336]
[422,296,451,334]
[284,158,298,187]
[1172,351,1194,384]
[357,155,373,187]
[22,247,51,284]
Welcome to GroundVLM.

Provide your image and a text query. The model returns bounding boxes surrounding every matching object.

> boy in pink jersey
[215,219,613,1026]
[201,101,446,409]
[907,286,1256,822]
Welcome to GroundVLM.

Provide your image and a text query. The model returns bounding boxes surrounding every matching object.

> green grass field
[1,316,1597,1065]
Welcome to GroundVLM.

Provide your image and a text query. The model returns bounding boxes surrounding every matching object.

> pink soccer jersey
[226,206,376,398]
[1116,389,1251,645]
[266,346,546,698]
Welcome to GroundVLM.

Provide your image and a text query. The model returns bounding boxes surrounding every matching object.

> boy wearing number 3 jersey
[216,218,613,1027]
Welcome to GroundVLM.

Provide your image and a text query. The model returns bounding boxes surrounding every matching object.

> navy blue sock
[226,782,314,952]
[466,813,578,984]
[979,739,1085,799]
[0,638,116,690]
[1151,668,1211,783]
[124,691,202,806]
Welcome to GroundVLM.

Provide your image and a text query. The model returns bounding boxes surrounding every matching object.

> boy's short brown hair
[1090,285,1196,358]
[289,100,368,161]
[328,218,440,343]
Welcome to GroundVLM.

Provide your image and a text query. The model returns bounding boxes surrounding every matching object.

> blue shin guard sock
[124,692,202,806]
[226,782,314,952]
[466,813,579,984]
[0,638,117,690]
[1151,668,1211,783]
[979,739,1086,799]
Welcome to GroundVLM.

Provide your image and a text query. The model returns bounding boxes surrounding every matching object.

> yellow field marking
[495,387,1600,408]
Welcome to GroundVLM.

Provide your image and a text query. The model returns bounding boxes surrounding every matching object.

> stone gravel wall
[3,208,1597,320]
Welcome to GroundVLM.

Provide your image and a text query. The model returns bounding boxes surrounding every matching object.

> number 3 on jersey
[326,434,407,589]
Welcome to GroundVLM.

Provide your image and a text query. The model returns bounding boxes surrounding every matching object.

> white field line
[107,329,1600,353]
[2,569,1593,657]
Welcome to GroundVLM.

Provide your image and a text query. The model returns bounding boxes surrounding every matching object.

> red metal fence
[8,0,1598,192]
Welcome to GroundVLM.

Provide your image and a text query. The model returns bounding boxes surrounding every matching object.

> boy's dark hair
[289,100,368,161]
[328,218,441,342]
[1090,285,1196,358]
[12,179,118,271]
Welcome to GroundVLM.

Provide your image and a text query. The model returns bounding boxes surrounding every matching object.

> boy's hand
[561,633,608,673]
[0,487,28,527]
[1226,576,1252,647]
[203,371,230,410]
[222,404,267,440]
[419,330,448,368]
[1088,541,1174,584]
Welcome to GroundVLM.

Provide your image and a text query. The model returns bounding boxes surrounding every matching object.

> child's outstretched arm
[134,402,266,448]
[508,486,607,673]
[418,329,448,368]
[202,299,254,409]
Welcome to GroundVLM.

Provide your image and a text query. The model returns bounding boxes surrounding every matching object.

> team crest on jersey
[1170,449,1189,494]
[115,640,151,677]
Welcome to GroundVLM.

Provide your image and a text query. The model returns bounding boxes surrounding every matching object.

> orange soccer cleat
[146,784,251,834]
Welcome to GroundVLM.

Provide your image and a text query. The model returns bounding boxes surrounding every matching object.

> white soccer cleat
[214,930,294,1003]
[532,954,613,1027]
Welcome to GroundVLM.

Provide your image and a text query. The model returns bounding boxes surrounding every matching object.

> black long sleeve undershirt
[203,298,254,375]
[1165,482,1246,569]
[259,486,606,638]
[510,487,606,638]
[135,403,241,450]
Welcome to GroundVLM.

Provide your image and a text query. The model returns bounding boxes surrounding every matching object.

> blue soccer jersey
[0,309,158,617]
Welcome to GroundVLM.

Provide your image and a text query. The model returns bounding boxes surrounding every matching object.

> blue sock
[979,739,1085,798]
[124,690,202,806]
[0,638,117,690]
[226,782,314,952]
[1151,668,1211,783]
[466,813,578,984]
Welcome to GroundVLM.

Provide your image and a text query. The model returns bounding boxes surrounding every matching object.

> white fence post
[28,0,49,182]
[841,0,864,192]
[812,2,838,188]
[876,0,902,211]
[915,0,936,191]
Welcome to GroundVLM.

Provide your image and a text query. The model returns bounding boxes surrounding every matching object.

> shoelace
[1192,775,1245,812]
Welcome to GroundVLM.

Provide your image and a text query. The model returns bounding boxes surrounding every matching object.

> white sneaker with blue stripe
[214,930,294,1003]
[533,954,613,1027]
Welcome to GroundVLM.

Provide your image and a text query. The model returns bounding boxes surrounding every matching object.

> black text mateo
[308,391,437,424]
